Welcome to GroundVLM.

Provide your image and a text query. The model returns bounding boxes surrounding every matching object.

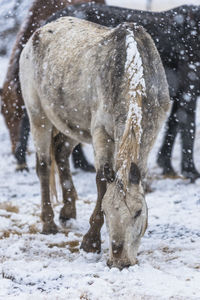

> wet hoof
[59,203,76,226]
[107,259,131,270]
[42,221,58,234]
[80,232,101,253]
[107,258,137,269]
[162,168,177,177]
[182,169,200,183]
[16,163,29,172]
[157,156,176,177]
[160,165,177,178]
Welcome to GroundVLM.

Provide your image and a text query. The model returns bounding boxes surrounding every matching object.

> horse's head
[102,163,147,269]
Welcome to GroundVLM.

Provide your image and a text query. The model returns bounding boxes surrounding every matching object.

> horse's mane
[116,28,146,188]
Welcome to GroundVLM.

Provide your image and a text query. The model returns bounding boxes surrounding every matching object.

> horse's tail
[50,139,59,204]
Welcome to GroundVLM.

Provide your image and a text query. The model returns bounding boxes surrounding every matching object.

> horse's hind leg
[31,115,58,234]
[52,133,78,225]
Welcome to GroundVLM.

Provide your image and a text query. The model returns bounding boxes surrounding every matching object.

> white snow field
[0,0,200,299]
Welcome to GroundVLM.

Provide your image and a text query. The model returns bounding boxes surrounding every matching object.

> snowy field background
[0,0,200,299]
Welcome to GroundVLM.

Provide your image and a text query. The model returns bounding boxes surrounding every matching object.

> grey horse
[20,17,170,268]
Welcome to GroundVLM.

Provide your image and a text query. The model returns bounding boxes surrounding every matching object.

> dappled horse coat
[49,3,200,181]
[0,0,104,170]
[19,17,170,268]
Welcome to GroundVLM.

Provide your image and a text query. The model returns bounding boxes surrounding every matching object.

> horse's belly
[45,103,92,143]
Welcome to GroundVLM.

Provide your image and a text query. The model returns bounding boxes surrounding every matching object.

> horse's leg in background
[15,108,30,171]
[81,127,114,253]
[52,133,78,224]
[157,99,179,176]
[1,91,23,156]
[179,91,200,181]
[158,88,200,181]
[72,144,95,172]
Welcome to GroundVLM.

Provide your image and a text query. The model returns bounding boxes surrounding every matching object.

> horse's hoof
[42,221,58,234]
[16,163,29,172]
[59,204,76,225]
[160,166,177,178]
[182,170,200,183]
[80,233,101,253]
[157,156,176,177]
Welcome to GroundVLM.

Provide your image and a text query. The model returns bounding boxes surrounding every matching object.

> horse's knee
[36,154,51,177]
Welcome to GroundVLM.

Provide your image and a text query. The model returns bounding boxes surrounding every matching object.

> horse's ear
[129,162,141,184]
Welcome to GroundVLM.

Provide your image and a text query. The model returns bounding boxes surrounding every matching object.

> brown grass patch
[194,264,200,269]
[0,230,23,239]
[0,213,11,218]
[162,246,174,254]
[0,225,40,239]
[0,203,19,213]
[29,224,39,234]
[74,232,83,238]
[48,240,80,253]
[80,293,90,300]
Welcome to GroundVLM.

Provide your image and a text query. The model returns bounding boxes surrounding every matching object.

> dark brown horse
[0,0,104,170]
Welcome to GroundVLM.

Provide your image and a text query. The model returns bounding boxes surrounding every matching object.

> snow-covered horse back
[20,17,170,268]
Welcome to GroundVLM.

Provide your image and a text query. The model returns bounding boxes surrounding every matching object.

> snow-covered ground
[0,0,200,299]
[1,91,200,299]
